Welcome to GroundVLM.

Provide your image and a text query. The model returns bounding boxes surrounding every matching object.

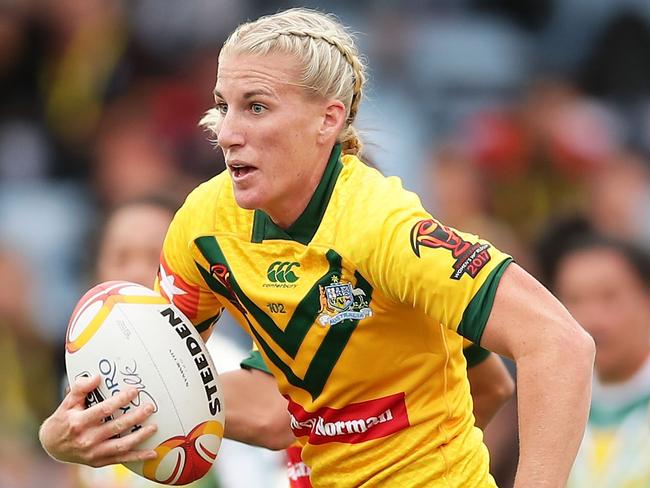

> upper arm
[480,263,592,359]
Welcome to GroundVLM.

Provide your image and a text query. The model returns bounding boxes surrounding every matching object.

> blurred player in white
[539,219,650,487]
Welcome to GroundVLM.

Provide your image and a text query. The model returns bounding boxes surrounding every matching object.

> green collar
[589,392,650,427]
[251,144,343,245]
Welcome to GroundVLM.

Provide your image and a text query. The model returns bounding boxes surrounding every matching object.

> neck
[590,353,650,419]
[598,349,650,384]
[265,147,333,229]
[267,177,321,229]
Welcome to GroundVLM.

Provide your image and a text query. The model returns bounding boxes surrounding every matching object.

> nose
[217,110,245,150]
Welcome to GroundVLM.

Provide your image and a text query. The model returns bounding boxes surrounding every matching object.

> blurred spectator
[538,0,650,76]
[577,10,650,159]
[91,96,183,208]
[537,217,650,487]
[451,79,624,244]
[0,180,93,347]
[37,0,131,178]
[0,1,51,181]
[586,150,650,249]
[0,246,72,488]
[128,0,248,69]
[0,246,56,439]
[425,142,531,267]
[90,58,226,208]
[94,196,179,287]
[579,11,650,104]
[145,52,227,181]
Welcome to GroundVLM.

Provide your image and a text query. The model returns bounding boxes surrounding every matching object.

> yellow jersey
[158,145,512,487]
[242,342,494,488]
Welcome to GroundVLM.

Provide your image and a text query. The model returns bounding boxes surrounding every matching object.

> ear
[317,99,347,145]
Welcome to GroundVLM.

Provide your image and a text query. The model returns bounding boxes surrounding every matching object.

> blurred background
[2,0,650,486]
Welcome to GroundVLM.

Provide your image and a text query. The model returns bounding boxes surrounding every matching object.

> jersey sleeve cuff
[195,311,222,334]
[463,343,491,368]
[457,257,513,345]
[240,349,271,373]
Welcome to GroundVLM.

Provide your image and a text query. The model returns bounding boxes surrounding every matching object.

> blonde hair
[200,8,366,155]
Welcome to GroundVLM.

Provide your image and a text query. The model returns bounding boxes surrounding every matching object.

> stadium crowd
[2,1,650,486]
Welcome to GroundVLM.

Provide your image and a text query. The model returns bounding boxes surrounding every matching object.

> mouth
[227,161,257,180]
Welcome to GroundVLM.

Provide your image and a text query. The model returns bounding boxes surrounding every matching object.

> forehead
[104,205,172,242]
[557,247,640,289]
[214,52,304,99]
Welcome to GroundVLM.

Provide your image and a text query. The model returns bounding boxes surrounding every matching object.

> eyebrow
[213,88,276,100]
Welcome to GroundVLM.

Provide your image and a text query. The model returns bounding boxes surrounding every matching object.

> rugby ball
[65,281,224,485]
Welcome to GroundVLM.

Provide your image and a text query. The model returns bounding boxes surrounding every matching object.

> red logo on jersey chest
[287,393,410,445]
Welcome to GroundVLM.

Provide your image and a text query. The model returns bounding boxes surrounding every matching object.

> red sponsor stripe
[286,445,312,487]
[159,254,200,319]
[287,393,410,445]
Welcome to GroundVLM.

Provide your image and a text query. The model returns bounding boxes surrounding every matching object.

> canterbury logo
[267,261,300,283]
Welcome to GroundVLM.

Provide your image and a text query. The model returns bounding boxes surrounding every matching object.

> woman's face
[213,52,338,225]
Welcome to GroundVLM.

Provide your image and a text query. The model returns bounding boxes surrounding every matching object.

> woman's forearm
[513,333,594,487]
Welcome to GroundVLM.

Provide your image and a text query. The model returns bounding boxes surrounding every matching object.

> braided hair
[201,8,366,156]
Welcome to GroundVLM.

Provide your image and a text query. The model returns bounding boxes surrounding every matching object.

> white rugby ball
[65,281,225,485]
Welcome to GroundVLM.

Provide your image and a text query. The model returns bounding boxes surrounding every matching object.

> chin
[595,356,620,380]
[233,189,264,211]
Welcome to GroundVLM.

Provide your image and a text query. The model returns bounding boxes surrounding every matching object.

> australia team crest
[317,276,372,326]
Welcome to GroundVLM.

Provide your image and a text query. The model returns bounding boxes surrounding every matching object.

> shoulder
[341,155,425,213]
[336,155,430,239]
[180,171,229,215]
[173,171,253,238]
[329,156,433,280]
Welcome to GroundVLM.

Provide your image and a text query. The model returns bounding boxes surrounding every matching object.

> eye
[250,103,266,114]
[215,103,228,115]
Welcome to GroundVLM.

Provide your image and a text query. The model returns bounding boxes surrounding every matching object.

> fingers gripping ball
[65,281,225,485]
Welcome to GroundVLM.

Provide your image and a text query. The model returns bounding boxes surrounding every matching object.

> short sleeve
[240,343,272,374]
[367,200,512,345]
[463,341,491,368]
[155,198,224,334]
